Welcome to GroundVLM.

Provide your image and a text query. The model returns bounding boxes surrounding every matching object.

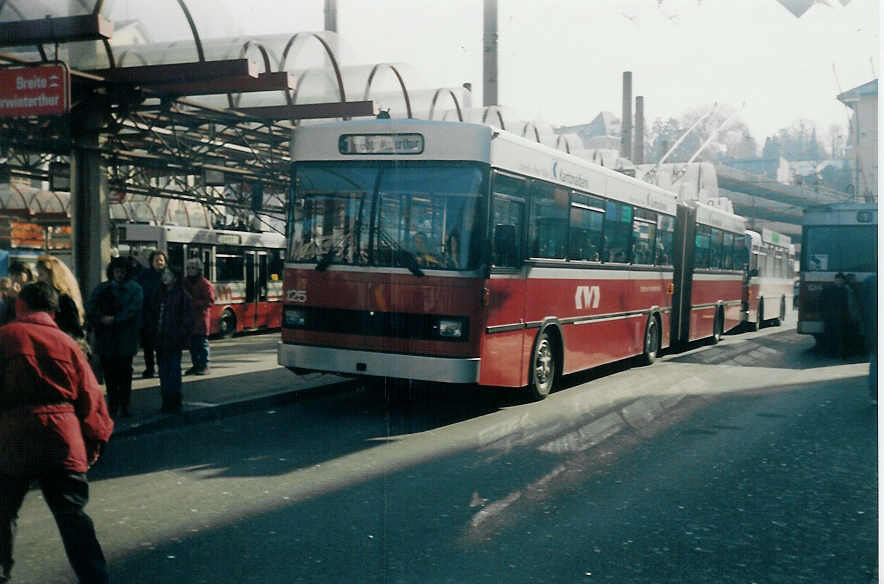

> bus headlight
[284,307,307,328]
[434,317,466,339]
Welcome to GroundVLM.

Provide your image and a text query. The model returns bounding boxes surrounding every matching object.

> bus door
[480,173,529,387]
[243,251,271,329]
[243,251,258,329]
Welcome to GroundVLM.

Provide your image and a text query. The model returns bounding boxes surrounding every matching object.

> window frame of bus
[568,193,605,263]
[631,207,658,266]
[490,171,528,270]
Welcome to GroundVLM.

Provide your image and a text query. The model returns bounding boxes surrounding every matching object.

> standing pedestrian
[820,272,851,358]
[183,258,215,375]
[86,256,144,417]
[136,250,168,378]
[35,255,86,342]
[148,268,193,412]
[0,281,113,584]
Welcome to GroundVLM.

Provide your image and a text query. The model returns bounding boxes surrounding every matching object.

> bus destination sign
[0,64,70,118]
[339,133,424,155]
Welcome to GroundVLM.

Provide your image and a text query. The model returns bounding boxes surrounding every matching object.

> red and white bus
[743,228,796,330]
[278,119,747,398]
[118,223,286,337]
[797,202,877,345]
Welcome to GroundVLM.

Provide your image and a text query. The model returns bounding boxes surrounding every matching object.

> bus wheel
[219,309,236,338]
[528,331,557,401]
[774,297,786,326]
[639,316,660,365]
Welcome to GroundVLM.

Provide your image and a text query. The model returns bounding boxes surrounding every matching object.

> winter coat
[86,278,144,357]
[147,285,194,352]
[184,275,215,336]
[137,268,164,324]
[54,292,85,340]
[0,312,113,476]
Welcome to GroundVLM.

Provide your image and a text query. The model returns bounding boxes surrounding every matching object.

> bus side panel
[689,275,743,340]
[563,316,644,373]
[479,276,528,387]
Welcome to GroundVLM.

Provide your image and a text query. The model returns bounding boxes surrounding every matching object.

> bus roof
[293,118,687,217]
[123,223,285,248]
[803,202,877,226]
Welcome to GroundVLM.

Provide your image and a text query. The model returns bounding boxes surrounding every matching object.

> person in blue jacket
[86,257,143,417]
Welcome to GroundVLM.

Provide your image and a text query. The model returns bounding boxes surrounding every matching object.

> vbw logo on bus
[287,289,307,303]
[575,285,601,310]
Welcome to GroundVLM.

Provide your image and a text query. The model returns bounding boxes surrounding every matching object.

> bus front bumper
[277,342,481,384]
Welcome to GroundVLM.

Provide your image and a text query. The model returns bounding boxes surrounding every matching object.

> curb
[112,376,361,439]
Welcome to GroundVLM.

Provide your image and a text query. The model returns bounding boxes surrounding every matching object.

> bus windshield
[802,225,877,273]
[291,162,487,270]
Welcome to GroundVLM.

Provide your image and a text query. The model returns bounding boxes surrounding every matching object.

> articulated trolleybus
[279,119,747,399]
[797,202,877,345]
[120,223,286,337]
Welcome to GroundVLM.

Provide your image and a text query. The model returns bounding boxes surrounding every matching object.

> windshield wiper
[314,248,336,271]
[397,249,425,277]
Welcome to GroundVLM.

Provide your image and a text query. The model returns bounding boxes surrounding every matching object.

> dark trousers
[100,354,134,413]
[189,334,210,371]
[141,329,158,374]
[0,471,108,584]
[158,349,183,411]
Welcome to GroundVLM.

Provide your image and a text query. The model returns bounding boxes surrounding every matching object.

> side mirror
[748,268,759,277]
[493,224,518,267]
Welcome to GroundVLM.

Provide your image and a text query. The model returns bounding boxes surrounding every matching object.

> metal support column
[71,103,110,300]
[483,0,498,107]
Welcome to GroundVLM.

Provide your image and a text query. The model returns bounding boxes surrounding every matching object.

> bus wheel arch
[639,313,661,365]
[219,308,237,338]
[775,296,786,326]
[527,324,562,401]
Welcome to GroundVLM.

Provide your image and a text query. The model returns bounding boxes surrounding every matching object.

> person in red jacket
[183,257,216,375]
[0,281,114,584]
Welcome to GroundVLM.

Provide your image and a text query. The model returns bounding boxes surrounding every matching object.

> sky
[109,0,879,143]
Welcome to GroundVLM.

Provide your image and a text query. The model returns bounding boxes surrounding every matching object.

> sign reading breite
[0,64,70,117]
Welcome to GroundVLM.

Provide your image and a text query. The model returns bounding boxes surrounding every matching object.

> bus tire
[774,297,786,326]
[751,301,762,332]
[639,316,660,365]
[219,309,237,338]
[710,308,723,345]
[527,331,557,401]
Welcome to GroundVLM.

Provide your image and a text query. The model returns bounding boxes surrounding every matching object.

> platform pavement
[110,333,353,438]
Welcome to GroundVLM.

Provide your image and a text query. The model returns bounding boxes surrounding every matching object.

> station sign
[0,64,70,117]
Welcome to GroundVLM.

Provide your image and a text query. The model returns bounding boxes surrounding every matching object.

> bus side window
[709,228,723,269]
[655,214,674,266]
[492,195,524,268]
[528,181,568,259]
[722,232,734,269]
[491,173,527,268]
[695,225,711,268]
[602,200,633,263]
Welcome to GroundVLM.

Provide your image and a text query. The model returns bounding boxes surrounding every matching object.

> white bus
[118,223,286,336]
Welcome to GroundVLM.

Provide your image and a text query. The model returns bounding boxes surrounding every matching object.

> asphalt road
[8,323,877,583]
